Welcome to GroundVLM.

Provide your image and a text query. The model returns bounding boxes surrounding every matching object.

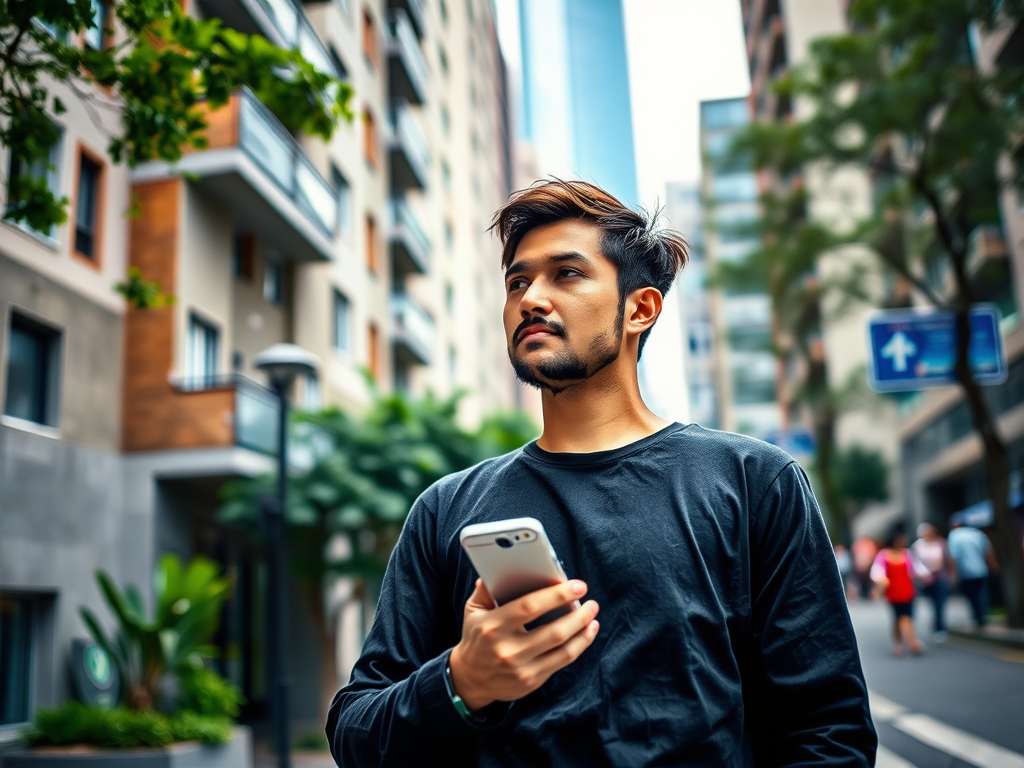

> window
[362,7,377,66]
[444,221,454,251]
[365,214,378,273]
[367,322,380,380]
[328,46,349,80]
[187,313,219,385]
[438,45,448,77]
[303,373,320,410]
[332,167,351,236]
[439,0,448,23]
[6,128,62,239]
[363,109,378,168]
[333,290,351,352]
[441,159,451,191]
[83,0,108,50]
[445,282,454,315]
[0,596,36,726]
[263,257,282,304]
[448,345,456,381]
[232,233,255,280]
[74,149,102,260]
[4,313,61,427]
[441,104,450,136]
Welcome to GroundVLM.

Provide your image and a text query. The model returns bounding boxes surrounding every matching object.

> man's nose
[519,278,553,316]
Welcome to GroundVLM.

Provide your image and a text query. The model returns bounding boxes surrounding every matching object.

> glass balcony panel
[389,101,430,188]
[389,9,428,102]
[391,197,430,257]
[235,379,279,455]
[296,159,338,237]
[239,95,295,192]
[298,19,336,77]
[391,293,434,363]
[255,0,298,46]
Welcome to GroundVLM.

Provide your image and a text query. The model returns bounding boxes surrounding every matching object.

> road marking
[870,690,1024,768]
[876,745,919,768]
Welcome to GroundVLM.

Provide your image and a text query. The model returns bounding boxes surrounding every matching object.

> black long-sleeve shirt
[326,423,877,767]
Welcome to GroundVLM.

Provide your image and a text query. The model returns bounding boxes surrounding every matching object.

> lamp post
[253,343,319,768]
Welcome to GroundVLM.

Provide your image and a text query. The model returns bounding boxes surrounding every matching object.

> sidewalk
[948,620,1024,650]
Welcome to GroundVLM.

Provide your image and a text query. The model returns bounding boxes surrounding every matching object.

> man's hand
[448,579,600,712]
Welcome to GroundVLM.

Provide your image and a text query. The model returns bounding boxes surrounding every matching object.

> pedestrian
[912,522,953,640]
[947,515,999,628]
[326,180,876,767]
[871,526,930,656]
[852,535,879,599]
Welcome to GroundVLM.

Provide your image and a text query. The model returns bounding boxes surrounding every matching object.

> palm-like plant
[79,555,233,710]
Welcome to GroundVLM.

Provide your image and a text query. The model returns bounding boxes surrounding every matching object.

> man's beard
[508,309,623,394]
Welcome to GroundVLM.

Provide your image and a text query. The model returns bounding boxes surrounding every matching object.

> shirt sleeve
[324,493,510,768]
[870,551,887,584]
[744,462,877,767]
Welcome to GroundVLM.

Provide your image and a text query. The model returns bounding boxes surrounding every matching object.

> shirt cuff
[418,650,512,732]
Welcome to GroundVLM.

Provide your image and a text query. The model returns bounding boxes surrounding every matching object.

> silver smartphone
[460,517,580,628]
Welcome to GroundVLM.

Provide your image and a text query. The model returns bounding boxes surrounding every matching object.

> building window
[74,149,103,261]
[303,373,320,410]
[187,313,219,385]
[444,221,454,252]
[440,0,448,23]
[6,128,63,240]
[332,167,351,236]
[329,45,349,80]
[362,7,377,66]
[4,313,61,428]
[232,233,255,280]
[363,109,378,168]
[83,0,108,50]
[441,159,451,191]
[441,104,451,136]
[365,214,378,273]
[263,257,282,304]
[0,596,35,726]
[333,290,351,352]
[445,282,454,315]
[367,322,380,380]
[448,345,457,381]
[438,45,448,77]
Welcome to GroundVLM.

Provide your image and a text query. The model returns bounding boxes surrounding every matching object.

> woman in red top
[871,527,931,656]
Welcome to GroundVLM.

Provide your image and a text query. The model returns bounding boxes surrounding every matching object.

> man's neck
[535,366,672,454]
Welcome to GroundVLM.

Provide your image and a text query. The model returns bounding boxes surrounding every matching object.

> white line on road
[870,691,1024,768]
[876,745,919,768]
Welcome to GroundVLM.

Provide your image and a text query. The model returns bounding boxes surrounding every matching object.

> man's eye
[559,268,581,278]
[508,278,528,292]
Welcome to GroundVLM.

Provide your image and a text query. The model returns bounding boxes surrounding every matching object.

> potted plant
[6,555,251,768]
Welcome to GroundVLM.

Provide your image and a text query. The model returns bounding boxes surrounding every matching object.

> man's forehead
[508,219,607,268]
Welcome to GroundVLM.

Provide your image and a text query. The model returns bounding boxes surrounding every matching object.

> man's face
[503,219,623,392]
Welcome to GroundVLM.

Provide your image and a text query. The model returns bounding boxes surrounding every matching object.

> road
[850,596,1024,768]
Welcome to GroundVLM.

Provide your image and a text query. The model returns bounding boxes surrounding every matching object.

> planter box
[2,727,251,768]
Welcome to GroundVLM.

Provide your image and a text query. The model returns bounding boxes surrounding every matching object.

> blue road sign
[763,427,816,457]
[867,304,1006,392]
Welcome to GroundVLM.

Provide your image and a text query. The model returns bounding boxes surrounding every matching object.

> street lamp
[253,343,319,768]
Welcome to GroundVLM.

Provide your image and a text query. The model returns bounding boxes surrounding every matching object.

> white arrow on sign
[881,331,917,372]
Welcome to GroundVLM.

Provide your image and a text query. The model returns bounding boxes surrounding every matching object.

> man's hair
[491,179,690,358]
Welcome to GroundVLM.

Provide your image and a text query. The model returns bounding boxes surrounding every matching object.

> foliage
[115,267,176,309]
[218,389,539,581]
[25,701,233,748]
[79,554,234,710]
[834,444,890,508]
[177,665,245,719]
[293,729,330,751]
[0,0,353,234]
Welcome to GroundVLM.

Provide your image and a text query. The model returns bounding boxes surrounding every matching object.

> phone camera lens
[495,536,514,549]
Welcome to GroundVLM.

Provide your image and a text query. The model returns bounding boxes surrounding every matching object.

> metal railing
[388,9,428,102]
[390,293,435,362]
[389,100,430,182]
[171,374,280,455]
[390,197,431,259]
[253,0,339,78]
[237,89,338,238]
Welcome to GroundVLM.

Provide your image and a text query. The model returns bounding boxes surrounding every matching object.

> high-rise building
[0,0,515,739]
[516,0,637,205]
[698,98,782,440]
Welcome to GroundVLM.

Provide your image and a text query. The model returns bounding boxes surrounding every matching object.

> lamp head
[254,343,320,390]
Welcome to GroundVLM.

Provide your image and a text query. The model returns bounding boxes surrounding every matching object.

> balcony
[387,9,428,106]
[391,293,434,366]
[133,89,338,262]
[388,0,425,39]
[198,0,340,79]
[388,100,430,190]
[966,224,1009,278]
[389,197,431,278]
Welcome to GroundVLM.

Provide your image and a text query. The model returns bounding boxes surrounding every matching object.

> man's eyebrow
[504,251,593,280]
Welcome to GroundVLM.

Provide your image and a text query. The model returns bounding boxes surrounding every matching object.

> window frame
[5,126,64,244]
[0,594,38,730]
[263,256,283,305]
[71,142,105,267]
[186,312,220,386]
[333,289,352,354]
[3,311,63,430]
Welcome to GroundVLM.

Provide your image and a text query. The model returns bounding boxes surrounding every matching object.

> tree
[217,389,538,719]
[1,0,352,234]
[735,0,1024,624]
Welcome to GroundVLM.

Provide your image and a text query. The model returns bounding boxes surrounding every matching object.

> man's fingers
[521,599,600,657]
[466,578,496,610]
[505,580,587,624]
[529,617,600,683]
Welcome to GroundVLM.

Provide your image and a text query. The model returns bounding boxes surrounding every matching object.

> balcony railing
[389,196,431,277]
[388,100,430,190]
[388,0,425,38]
[387,9,428,106]
[390,293,434,366]
[161,374,279,455]
[201,0,340,79]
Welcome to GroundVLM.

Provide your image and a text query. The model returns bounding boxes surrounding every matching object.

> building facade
[0,0,516,745]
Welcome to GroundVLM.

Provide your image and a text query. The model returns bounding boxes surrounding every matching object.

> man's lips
[516,324,560,346]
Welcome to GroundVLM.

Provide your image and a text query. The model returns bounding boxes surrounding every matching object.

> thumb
[466,578,496,610]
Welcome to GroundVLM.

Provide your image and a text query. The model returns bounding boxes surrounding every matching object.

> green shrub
[293,729,329,751]
[27,702,233,748]
[178,666,245,718]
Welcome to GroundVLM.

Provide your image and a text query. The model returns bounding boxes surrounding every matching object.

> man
[911,523,952,640]
[947,516,998,628]
[326,181,876,767]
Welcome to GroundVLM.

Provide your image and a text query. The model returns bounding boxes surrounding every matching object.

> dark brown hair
[491,179,689,358]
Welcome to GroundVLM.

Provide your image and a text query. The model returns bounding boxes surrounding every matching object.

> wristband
[443,653,486,723]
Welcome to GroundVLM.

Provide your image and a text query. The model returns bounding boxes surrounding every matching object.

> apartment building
[697,98,782,442]
[0,0,515,743]
[740,0,900,531]
[898,12,1024,529]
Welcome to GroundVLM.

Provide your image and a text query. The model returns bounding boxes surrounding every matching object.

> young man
[326,181,876,767]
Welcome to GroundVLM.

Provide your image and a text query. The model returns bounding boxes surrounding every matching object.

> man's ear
[624,287,663,340]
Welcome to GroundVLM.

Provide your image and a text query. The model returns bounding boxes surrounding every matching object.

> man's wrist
[444,650,491,722]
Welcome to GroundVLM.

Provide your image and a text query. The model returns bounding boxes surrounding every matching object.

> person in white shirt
[911,523,952,640]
